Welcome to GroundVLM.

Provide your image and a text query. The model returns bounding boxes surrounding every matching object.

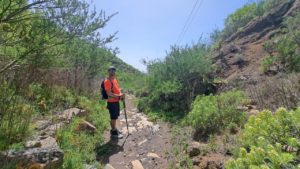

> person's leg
[108,102,123,138]
[111,119,117,130]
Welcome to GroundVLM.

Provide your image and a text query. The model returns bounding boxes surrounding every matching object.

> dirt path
[97,95,173,169]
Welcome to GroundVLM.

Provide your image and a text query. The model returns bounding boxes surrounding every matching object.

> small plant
[56,95,109,168]
[208,135,218,152]
[184,90,247,137]
[226,107,300,169]
[261,56,275,73]
[0,81,33,151]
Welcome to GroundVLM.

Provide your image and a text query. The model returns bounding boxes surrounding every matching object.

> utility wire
[176,0,204,46]
[176,0,200,45]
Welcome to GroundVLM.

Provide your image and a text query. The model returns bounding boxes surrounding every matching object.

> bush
[239,108,300,149]
[226,137,297,169]
[260,56,276,73]
[57,97,109,168]
[26,83,77,114]
[248,73,300,111]
[223,3,257,39]
[139,43,213,115]
[220,0,288,41]
[226,107,300,168]
[184,90,247,137]
[261,12,300,73]
[0,81,32,151]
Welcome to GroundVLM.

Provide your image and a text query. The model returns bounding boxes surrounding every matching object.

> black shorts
[107,102,120,120]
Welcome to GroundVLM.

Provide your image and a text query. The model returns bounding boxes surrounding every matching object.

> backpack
[100,78,113,99]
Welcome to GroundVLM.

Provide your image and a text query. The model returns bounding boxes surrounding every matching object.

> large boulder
[57,108,86,122]
[76,120,97,134]
[0,147,63,169]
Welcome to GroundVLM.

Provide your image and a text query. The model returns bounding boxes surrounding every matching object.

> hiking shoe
[111,133,123,139]
[110,129,123,139]
[117,129,122,135]
[110,129,122,135]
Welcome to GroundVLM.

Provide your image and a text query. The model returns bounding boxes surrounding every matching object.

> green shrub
[239,108,300,149]
[226,107,300,169]
[223,3,257,39]
[26,83,77,114]
[220,0,288,41]
[260,56,275,73]
[57,97,109,168]
[0,81,33,151]
[50,85,76,109]
[261,12,300,73]
[140,43,213,115]
[226,137,297,169]
[184,90,247,137]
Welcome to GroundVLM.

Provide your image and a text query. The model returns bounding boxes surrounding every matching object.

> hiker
[104,66,125,139]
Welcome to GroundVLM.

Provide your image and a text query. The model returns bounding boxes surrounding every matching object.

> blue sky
[94,0,250,72]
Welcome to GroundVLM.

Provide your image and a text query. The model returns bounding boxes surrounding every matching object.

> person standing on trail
[104,66,125,139]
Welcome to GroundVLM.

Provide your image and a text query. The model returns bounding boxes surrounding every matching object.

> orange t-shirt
[104,77,121,102]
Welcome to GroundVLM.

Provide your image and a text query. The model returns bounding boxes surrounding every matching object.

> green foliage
[227,138,296,169]
[168,125,193,169]
[0,81,32,151]
[239,108,300,149]
[184,90,247,136]
[262,12,300,73]
[217,0,287,42]
[139,43,213,115]
[25,83,77,114]
[223,3,257,39]
[226,107,300,169]
[260,56,275,73]
[57,97,109,169]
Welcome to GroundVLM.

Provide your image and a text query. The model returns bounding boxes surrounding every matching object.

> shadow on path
[96,135,129,164]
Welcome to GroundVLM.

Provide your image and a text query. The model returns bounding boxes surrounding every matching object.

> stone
[137,118,153,129]
[192,157,201,166]
[246,105,257,109]
[0,147,63,169]
[84,164,97,169]
[248,109,260,116]
[147,152,160,158]
[76,120,97,134]
[121,126,137,134]
[40,137,58,148]
[34,120,52,130]
[188,142,201,157]
[138,139,148,146]
[237,106,248,111]
[104,164,115,169]
[43,123,64,136]
[120,118,132,123]
[131,160,144,169]
[25,141,41,148]
[58,108,81,121]
[78,109,88,117]
[151,124,160,133]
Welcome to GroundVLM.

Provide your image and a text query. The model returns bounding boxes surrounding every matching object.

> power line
[176,0,200,45]
[176,0,204,46]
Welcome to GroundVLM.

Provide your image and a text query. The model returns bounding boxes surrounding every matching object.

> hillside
[1,0,300,169]
[215,0,300,81]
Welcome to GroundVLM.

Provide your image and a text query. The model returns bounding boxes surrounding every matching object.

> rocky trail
[98,95,173,169]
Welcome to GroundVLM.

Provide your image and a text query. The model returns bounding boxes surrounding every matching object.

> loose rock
[131,160,144,169]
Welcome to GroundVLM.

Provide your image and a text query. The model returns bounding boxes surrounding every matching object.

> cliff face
[215,0,300,82]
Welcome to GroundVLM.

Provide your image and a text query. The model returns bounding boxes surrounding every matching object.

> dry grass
[248,73,300,111]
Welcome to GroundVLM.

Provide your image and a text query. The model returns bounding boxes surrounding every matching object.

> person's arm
[107,90,123,99]
[104,80,124,99]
